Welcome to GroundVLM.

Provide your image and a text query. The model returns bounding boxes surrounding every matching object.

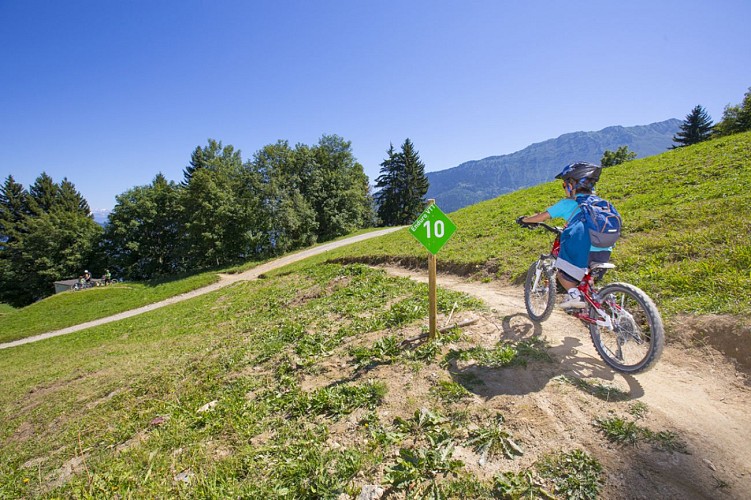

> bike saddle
[590,262,616,270]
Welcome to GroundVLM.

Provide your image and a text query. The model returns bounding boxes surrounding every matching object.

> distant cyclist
[103,269,112,285]
[517,161,615,309]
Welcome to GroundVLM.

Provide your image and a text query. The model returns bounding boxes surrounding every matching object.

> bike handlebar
[516,220,563,235]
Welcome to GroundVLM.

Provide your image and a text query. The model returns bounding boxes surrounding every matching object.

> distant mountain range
[92,209,111,226]
[426,118,681,212]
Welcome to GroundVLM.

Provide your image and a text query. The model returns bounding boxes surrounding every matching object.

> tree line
[0,174,102,306]
[0,135,429,306]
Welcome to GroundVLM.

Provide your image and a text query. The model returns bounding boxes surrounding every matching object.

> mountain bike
[518,220,664,374]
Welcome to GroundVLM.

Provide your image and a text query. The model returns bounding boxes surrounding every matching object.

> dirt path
[382,265,751,498]
[0,228,403,350]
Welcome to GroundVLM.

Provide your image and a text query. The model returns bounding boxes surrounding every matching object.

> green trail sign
[409,203,456,255]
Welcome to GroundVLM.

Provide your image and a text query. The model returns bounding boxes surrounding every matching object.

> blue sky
[2,1,750,211]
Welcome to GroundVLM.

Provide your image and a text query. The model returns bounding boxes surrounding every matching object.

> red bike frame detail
[548,230,610,326]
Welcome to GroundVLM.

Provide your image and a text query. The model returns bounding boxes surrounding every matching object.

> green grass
[431,380,472,404]
[493,449,604,499]
[443,337,552,369]
[536,449,605,499]
[308,131,751,319]
[0,264,485,498]
[0,271,220,344]
[595,415,689,453]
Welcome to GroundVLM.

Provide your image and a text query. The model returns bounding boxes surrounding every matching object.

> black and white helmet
[555,161,602,189]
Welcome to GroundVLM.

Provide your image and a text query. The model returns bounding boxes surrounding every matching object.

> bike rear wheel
[524,260,556,322]
[589,282,664,374]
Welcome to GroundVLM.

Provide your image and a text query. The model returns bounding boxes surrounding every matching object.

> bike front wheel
[524,259,557,322]
[589,282,664,374]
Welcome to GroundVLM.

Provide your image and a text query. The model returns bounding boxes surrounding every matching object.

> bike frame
[542,224,616,330]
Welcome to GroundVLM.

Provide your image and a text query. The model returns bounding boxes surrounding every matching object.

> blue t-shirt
[547,198,612,252]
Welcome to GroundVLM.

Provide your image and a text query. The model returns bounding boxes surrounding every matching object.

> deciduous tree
[308,135,374,240]
[714,87,751,137]
[102,174,183,279]
[601,146,637,167]
[250,141,318,255]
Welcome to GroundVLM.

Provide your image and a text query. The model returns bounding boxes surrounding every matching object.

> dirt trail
[382,265,751,498]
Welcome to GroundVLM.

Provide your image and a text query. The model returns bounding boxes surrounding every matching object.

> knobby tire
[589,282,664,374]
[524,260,556,322]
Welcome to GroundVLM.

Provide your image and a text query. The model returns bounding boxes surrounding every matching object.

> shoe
[559,289,586,309]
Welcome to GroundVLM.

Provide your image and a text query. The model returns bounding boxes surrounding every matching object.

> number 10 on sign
[409,203,456,255]
[424,219,445,239]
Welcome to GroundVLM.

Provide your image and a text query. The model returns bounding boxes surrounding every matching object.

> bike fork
[532,263,544,290]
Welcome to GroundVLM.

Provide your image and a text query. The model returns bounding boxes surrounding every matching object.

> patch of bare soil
[307,266,751,499]
[670,314,751,375]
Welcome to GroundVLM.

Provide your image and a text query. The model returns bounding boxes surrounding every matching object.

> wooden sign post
[408,199,456,340]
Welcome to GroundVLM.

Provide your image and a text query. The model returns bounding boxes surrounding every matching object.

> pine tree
[375,144,400,226]
[399,139,429,223]
[28,172,59,214]
[374,139,429,226]
[1,173,101,306]
[0,176,30,244]
[182,139,242,185]
[672,105,714,147]
[58,178,92,216]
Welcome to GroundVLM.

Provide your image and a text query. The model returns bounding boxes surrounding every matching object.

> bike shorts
[555,220,590,281]
[557,250,611,283]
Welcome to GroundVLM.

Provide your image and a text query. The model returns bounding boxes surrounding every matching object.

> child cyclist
[517,161,613,309]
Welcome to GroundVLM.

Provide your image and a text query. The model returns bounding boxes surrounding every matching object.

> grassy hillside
[0,229,387,345]
[314,131,751,319]
[0,265,492,498]
[0,272,219,344]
